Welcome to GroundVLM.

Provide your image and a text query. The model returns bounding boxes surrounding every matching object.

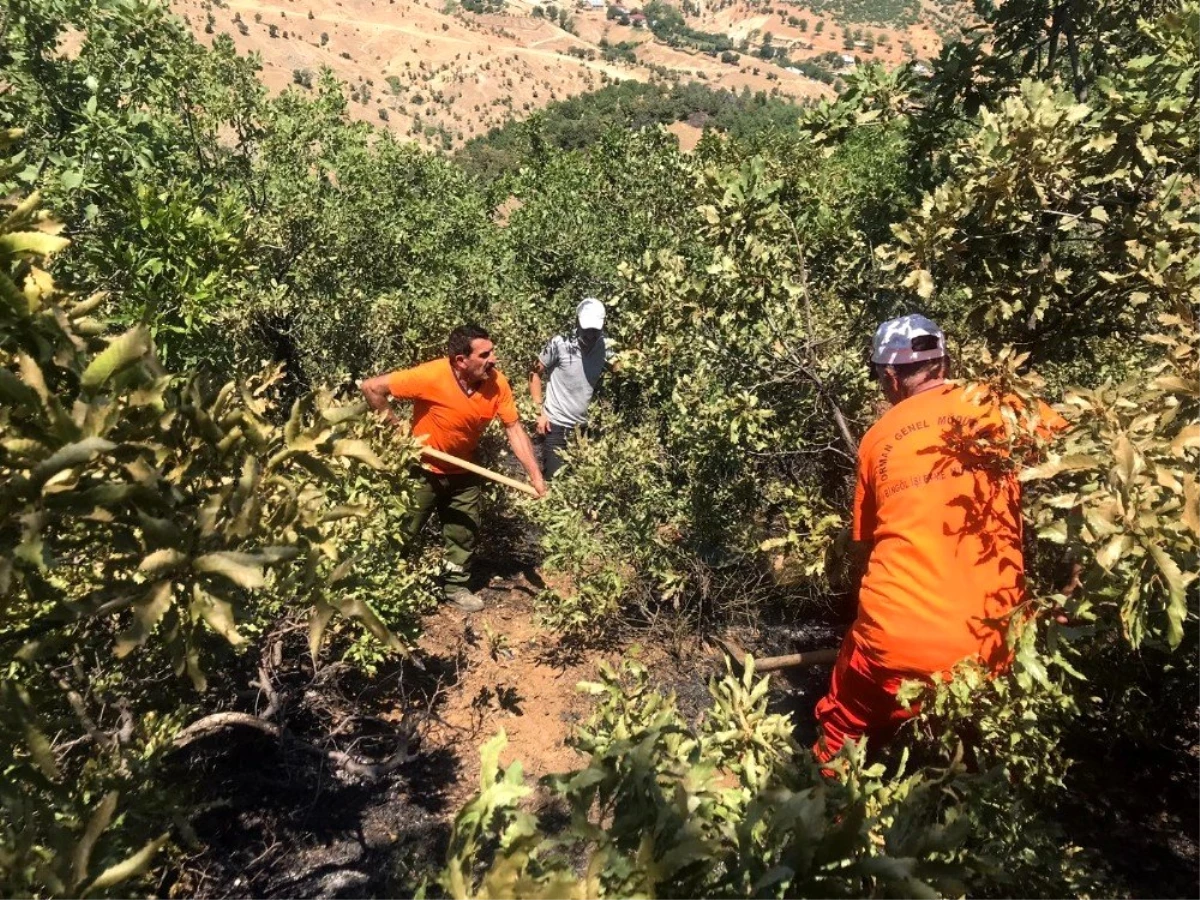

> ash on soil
[161,495,851,900]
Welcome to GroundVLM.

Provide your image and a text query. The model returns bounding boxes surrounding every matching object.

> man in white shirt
[529,298,611,479]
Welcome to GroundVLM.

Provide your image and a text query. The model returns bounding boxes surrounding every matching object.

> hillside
[171,0,963,150]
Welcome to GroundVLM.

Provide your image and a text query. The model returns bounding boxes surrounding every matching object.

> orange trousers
[812,636,926,764]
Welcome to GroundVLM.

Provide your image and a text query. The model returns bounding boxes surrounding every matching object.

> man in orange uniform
[360,325,547,612]
[813,314,1040,763]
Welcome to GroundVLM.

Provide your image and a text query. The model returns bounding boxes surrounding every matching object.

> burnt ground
[157,510,1196,899]
[1058,737,1199,900]
[158,622,464,899]
[159,593,847,898]
[159,600,843,899]
[160,515,801,899]
[1054,651,1200,900]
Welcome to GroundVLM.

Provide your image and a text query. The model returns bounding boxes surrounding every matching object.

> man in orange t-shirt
[361,325,546,612]
[813,314,1040,763]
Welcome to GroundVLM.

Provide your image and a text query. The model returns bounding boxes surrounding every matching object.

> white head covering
[577,297,606,331]
[871,314,946,365]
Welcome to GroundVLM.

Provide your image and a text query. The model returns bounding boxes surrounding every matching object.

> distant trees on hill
[789,52,843,84]
[806,0,919,27]
[462,0,506,12]
[455,79,809,181]
[599,38,638,63]
[643,0,735,54]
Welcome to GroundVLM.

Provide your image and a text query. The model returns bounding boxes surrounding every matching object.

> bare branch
[252,662,280,721]
[171,712,419,782]
[59,680,114,751]
[783,213,859,458]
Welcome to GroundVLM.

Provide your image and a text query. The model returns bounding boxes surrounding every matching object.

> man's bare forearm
[505,422,546,496]
[530,366,544,407]
[530,363,551,434]
[359,375,402,427]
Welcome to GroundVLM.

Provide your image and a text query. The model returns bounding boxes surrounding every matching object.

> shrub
[441,659,1007,897]
[0,148,427,897]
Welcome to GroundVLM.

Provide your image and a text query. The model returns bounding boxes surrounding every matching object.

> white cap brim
[871,314,946,365]
[872,347,946,365]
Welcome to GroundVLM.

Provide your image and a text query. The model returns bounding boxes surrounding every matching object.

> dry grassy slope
[703,1,943,64]
[170,0,953,152]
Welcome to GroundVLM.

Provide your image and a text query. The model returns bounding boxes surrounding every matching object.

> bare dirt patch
[415,578,604,808]
[667,119,704,152]
[163,554,730,898]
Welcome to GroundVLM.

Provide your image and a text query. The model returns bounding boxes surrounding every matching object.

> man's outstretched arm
[359,374,403,428]
[505,421,547,497]
[529,360,551,434]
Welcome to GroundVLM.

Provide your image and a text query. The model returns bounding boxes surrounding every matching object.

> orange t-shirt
[386,359,519,475]
[850,383,1031,674]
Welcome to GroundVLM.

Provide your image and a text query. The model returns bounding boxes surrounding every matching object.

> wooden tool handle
[753,647,839,672]
[712,636,839,673]
[419,446,539,497]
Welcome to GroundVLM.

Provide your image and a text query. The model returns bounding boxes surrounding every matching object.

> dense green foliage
[446,3,1198,897]
[456,79,809,182]
[0,141,426,894]
[444,651,1116,898]
[1,0,1196,896]
[445,659,986,899]
[644,0,736,54]
[0,2,461,891]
